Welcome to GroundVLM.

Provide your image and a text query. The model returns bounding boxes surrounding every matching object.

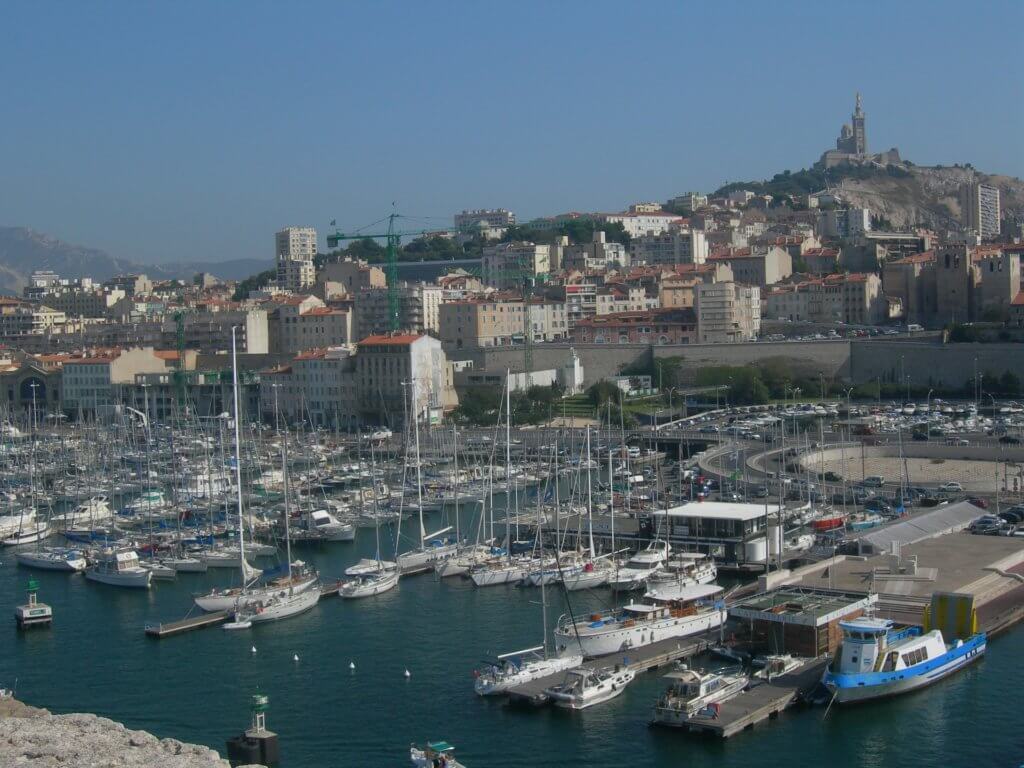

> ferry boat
[554,583,725,658]
[652,665,748,725]
[821,617,986,703]
[543,665,635,709]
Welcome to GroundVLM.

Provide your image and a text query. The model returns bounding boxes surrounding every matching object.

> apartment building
[595,286,657,316]
[481,242,552,289]
[275,226,317,292]
[631,229,709,266]
[0,298,67,338]
[817,208,872,239]
[260,347,357,428]
[694,282,761,343]
[668,192,707,212]
[960,183,1001,239]
[599,210,681,237]
[708,246,792,286]
[270,295,353,354]
[562,231,629,271]
[571,308,697,345]
[355,334,454,427]
[317,258,386,294]
[439,295,567,350]
[354,282,443,338]
[62,347,174,417]
[763,273,885,325]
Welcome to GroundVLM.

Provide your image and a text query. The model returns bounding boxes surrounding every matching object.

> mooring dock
[654,658,827,739]
[145,610,229,638]
[506,635,713,706]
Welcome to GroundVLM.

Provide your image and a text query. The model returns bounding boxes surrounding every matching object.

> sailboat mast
[506,369,517,543]
[276,386,293,582]
[585,427,595,557]
[607,429,614,555]
[411,380,426,547]
[230,328,247,586]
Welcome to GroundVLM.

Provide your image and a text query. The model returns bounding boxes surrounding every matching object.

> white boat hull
[340,571,399,598]
[15,550,87,572]
[555,610,723,658]
[474,655,583,696]
[85,567,152,589]
[245,586,321,622]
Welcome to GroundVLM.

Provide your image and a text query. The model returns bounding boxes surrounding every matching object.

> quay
[654,658,827,739]
[506,635,713,706]
[144,610,229,638]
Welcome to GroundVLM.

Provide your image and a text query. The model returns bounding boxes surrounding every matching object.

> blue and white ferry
[822,616,986,703]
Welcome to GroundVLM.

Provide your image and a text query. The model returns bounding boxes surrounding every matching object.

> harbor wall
[849,341,1024,390]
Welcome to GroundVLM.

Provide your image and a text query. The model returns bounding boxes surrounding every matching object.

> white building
[817,208,872,240]
[355,333,455,427]
[261,347,357,429]
[275,226,317,292]
[600,211,681,238]
[355,282,443,338]
[669,192,708,212]
[454,208,516,236]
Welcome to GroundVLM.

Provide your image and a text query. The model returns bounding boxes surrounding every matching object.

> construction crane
[172,310,187,408]
[326,213,432,332]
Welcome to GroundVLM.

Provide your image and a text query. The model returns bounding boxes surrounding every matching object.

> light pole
[926,388,933,413]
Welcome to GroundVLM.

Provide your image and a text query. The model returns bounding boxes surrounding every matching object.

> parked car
[864,498,892,514]
[967,497,989,509]
[999,510,1024,525]
[970,515,1005,534]
[999,435,1022,445]
[939,482,964,493]
[862,475,885,488]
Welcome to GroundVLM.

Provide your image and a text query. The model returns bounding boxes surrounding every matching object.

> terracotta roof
[357,334,424,346]
[890,251,935,265]
[1012,291,1024,307]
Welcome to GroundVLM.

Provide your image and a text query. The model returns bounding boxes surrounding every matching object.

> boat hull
[555,610,723,658]
[823,634,986,703]
[85,568,152,589]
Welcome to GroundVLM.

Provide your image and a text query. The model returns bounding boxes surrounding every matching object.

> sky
[1,1,1021,265]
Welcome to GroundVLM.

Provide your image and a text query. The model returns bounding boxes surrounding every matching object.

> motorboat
[555,583,725,658]
[646,552,717,588]
[606,541,670,591]
[85,548,153,588]
[339,568,399,599]
[752,654,805,681]
[822,617,986,703]
[2,520,51,546]
[163,556,208,573]
[652,665,748,725]
[543,665,635,709]
[15,547,87,572]
[473,646,583,696]
[50,496,113,529]
[410,742,465,768]
[139,559,177,580]
[291,509,355,542]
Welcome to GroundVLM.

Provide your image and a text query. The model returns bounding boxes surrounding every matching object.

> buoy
[349,661,356,670]
[251,646,257,654]
[404,669,411,679]
[293,654,299,662]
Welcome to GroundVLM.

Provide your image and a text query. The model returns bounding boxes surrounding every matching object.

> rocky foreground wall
[0,697,264,768]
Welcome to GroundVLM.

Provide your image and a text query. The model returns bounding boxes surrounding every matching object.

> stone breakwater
[0,697,263,768]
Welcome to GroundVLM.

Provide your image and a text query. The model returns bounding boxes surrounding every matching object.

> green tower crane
[326,213,432,332]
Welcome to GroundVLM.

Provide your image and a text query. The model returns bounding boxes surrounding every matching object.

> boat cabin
[832,617,944,675]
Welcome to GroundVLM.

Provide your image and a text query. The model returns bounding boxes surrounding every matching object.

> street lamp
[926,388,934,413]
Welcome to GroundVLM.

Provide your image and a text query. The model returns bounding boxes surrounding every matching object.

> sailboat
[193,340,314,613]
[395,379,457,574]
[2,408,50,546]
[341,442,399,599]
[235,378,320,623]
[474,541,583,695]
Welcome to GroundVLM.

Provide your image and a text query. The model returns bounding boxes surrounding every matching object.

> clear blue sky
[1,1,1020,265]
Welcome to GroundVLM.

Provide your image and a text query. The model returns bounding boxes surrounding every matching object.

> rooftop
[357,333,424,346]
[729,588,877,627]
[652,500,782,522]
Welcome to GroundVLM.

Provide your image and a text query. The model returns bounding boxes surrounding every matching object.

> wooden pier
[506,635,713,706]
[320,580,344,598]
[653,658,827,739]
[144,611,229,638]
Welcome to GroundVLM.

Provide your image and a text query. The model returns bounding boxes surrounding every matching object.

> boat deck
[653,658,826,739]
[144,611,229,637]
[506,634,713,706]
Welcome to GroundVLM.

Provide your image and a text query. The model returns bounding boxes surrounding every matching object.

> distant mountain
[0,227,269,294]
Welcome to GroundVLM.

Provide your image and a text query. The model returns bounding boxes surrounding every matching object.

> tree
[587,380,622,406]
[232,268,276,300]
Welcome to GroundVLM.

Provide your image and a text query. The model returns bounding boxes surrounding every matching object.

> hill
[0,227,266,293]
[715,162,1024,230]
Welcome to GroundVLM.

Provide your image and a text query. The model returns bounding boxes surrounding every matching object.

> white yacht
[240,583,321,622]
[543,665,635,709]
[474,646,583,696]
[646,552,716,588]
[163,556,208,573]
[50,496,113,529]
[554,583,725,658]
[468,556,535,587]
[16,547,87,572]
[410,742,465,768]
[339,568,399,599]
[307,509,355,541]
[2,519,51,546]
[194,561,316,612]
[85,548,153,588]
[345,557,399,577]
[606,541,670,591]
[563,559,615,591]
[652,666,748,725]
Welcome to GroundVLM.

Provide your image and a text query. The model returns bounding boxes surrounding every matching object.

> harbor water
[4,518,1022,767]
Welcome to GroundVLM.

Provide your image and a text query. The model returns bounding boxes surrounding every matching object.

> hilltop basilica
[818,93,901,169]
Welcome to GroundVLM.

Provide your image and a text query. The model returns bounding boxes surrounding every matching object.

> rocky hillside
[0,697,259,767]
[833,164,1024,230]
[0,227,267,294]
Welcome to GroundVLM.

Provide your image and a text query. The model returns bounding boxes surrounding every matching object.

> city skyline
[1,0,1021,265]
